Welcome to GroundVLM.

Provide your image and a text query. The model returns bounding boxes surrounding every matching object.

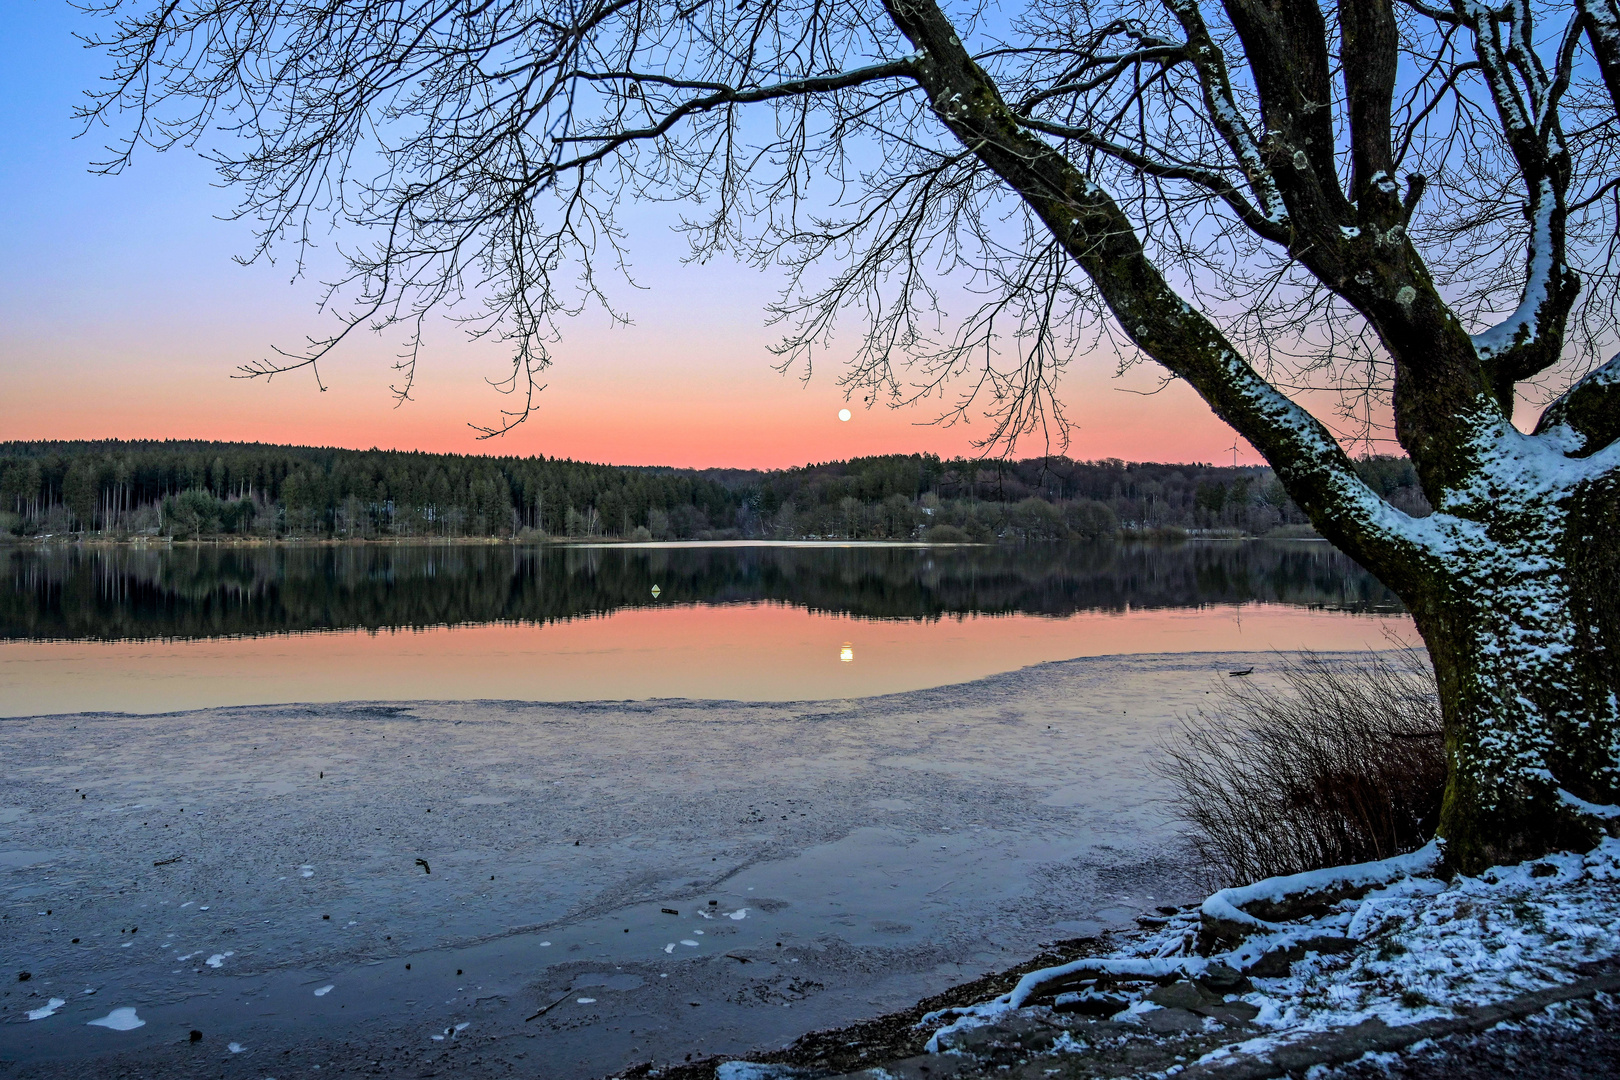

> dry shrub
[1157,650,1445,888]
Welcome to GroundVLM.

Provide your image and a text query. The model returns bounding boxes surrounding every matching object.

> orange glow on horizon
[0,602,1419,716]
[0,336,1271,469]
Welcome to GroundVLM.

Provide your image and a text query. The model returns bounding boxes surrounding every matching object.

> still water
[0,539,1415,715]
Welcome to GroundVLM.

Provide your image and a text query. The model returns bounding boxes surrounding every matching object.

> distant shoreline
[0,529,1322,548]
[4,441,1381,545]
[0,534,997,548]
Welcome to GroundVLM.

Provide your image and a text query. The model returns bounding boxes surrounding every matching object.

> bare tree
[79,0,1620,871]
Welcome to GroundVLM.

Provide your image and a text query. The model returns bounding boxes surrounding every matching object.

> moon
[838,408,851,422]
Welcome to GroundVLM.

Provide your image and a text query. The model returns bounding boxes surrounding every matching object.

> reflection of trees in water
[0,541,1401,641]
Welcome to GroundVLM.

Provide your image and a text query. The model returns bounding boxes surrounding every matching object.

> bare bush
[1157,652,1444,888]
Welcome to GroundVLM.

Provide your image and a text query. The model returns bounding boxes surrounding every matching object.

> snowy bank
[893,838,1620,1077]
[687,840,1620,1080]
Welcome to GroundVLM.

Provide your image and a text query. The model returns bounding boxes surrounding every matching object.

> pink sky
[0,159,1272,470]
[0,315,1263,470]
[0,5,1284,471]
[0,146,1270,469]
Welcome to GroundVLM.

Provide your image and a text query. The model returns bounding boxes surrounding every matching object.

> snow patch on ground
[715,1062,804,1080]
[927,838,1620,1063]
[1218,841,1620,1038]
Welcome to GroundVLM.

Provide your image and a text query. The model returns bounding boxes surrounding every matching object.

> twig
[525,990,573,1021]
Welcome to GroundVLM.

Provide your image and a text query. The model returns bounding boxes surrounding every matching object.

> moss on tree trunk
[1409,495,1620,873]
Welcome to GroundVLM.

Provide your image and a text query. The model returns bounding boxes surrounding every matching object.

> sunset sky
[0,4,1280,470]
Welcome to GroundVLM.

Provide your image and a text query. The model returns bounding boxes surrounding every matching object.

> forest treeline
[0,440,1429,542]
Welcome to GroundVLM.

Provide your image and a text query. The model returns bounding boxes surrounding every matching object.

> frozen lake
[0,540,1414,715]
[6,652,1322,1078]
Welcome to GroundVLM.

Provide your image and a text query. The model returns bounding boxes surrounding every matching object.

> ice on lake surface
[85,1008,143,1031]
[25,998,65,1021]
[0,540,1411,715]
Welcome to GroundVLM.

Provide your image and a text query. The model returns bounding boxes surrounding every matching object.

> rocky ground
[766,963,1620,1080]
[1323,990,1620,1079]
[579,941,1620,1080]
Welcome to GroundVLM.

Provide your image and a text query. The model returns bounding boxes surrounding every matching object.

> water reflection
[1,540,1399,642]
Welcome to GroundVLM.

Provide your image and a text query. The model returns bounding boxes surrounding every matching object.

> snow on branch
[1470,179,1560,361]
[1559,788,1620,821]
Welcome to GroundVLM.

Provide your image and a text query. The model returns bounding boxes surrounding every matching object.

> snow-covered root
[923,843,1446,1050]
[922,837,1620,1058]
[917,958,1207,1051]
[1199,840,1444,947]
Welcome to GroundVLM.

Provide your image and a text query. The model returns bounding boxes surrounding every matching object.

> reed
[1157,650,1445,887]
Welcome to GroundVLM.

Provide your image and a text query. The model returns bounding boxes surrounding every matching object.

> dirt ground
[1321,992,1620,1080]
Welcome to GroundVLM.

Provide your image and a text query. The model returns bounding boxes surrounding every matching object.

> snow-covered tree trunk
[1402,424,1620,868]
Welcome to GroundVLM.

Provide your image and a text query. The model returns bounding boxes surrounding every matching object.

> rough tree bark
[81,0,1620,871]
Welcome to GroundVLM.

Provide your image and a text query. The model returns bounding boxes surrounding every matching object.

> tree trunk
[1406,476,1620,873]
